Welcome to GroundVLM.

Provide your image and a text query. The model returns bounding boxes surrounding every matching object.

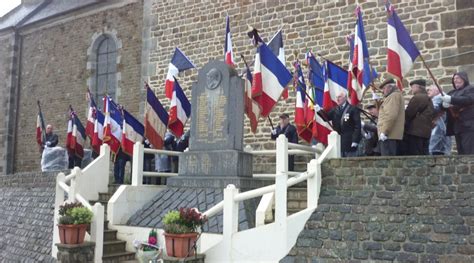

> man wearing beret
[377,79,405,156]
[401,79,434,155]
[271,113,298,170]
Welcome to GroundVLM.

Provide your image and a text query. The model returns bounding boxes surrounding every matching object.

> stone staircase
[90,184,136,262]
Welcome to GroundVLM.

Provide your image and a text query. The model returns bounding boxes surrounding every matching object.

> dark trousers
[402,134,429,156]
[288,155,295,171]
[455,131,474,155]
[114,155,130,184]
[379,139,399,156]
[68,156,82,169]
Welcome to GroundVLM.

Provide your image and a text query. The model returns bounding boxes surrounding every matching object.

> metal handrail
[143,148,182,156]
[143,171,178,177]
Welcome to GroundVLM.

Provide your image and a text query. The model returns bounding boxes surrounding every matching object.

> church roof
[0,0,102,32]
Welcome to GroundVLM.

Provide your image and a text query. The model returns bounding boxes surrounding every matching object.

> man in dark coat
[42,124,59,149]
[326,92,362,157]
[271,113,298,171]
[362,103,380,156]
[402,79,434,155]
[441,72,474,154]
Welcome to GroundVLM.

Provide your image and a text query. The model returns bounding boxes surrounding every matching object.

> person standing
[426,85,452,155]
[42,124,59,150]
[326,92,362,157]
[401,79,434,155]
[271,114,298,171]
[377,79,405,156]
[154,130,175,184]
[441,72,474,154]
[362,103,380,156]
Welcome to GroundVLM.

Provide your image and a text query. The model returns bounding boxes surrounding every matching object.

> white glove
[364,132,372,139]
[271,129,277,135]
[46,141,51,146]
[351,142,358,148]
[442,102,452,108]
[372,93,381,100]
[441,95,451,104]
[379,133,388,141]
[314,104,321,112]
[361,121,365,129]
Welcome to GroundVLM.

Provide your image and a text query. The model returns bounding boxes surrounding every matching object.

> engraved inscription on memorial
[195,89,227,143]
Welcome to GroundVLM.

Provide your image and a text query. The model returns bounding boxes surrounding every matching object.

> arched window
[94,35,117,104]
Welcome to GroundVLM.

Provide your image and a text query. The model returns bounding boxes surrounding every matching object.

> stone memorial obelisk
[168,60,262,188]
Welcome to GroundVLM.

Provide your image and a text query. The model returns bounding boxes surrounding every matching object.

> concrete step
[104,229,117,241]
[102,251,136,263]
[103,240,127,255]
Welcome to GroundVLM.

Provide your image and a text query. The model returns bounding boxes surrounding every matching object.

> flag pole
[240,54,274,130]
[418,54,444,96]
[37,100,46,144]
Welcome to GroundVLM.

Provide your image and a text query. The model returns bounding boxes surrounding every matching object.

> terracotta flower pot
[58,224,88,244]
[164,232,198,258]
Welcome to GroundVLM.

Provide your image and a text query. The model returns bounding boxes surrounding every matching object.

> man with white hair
[326,92,361,157]
[426,85,451,155]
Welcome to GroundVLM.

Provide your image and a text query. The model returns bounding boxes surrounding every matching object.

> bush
[58,202,93,225]
[163,208,207,234]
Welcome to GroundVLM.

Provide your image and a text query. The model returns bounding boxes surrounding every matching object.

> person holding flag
[43,124,59,149]
[271,113,298,171]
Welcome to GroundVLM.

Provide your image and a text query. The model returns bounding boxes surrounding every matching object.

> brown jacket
[378,88,405,140]
[405,90,434,138]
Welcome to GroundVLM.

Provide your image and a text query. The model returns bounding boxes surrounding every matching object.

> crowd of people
[271,72,473,163]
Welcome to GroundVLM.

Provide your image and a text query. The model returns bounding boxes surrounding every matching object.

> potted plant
[162,208,207,258]
[57,202,94,244]
[133,229,161,263]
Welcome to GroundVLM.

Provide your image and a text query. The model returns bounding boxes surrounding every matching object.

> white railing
[202,131,340,262]
[131,142,182,186]
[52,144,110,263]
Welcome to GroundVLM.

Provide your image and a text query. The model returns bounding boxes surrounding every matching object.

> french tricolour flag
[103,96,122,154]
[243,59,260,133]
[323,60,348,111]
[92,110,105,154]
[293,61,313,143]
[72,112,86,159]
[145,84,169,149]
[85,89,98,140]
[306,52,332,145]
[66,114,73,155]
[36,109,45,146]
[350,7,377,105]
[252,43,292,118]
[165,48,195,99]
[386,1,420,89]
[268,29,288,99]
[224,15,234,66]
[168,78,191,138]
[122,109,145,156]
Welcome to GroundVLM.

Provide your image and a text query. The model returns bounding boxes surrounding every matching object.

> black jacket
[446,72,474,135]
[43,133,58,147]
[271,124,298,144]
[327,103,362,152]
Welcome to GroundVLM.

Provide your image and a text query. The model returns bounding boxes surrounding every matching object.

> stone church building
[0,0,473,175]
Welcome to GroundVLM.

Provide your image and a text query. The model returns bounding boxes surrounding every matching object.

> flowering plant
[58,202,93,225]
[133,229,159,251]
[163,208,207,234]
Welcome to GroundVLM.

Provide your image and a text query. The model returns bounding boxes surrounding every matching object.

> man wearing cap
[271,113,298,170]
[326,92,361,157]
[377,79,405,156]
[441,72,474,154]
[401,79,434,155]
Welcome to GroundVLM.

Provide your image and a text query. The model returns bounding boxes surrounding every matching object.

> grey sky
[0,0,21,17]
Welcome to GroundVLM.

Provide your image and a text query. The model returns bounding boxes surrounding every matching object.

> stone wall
[285,156,474,262]
[143,0,465,154]
[13,1,143,173]
[0,171,57,262]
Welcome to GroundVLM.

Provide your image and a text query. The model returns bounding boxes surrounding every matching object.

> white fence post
[307,159,320,208]
[68,168,80,203]
[275,134,288,224]
[100,144,110,188]
[222,184,239,260]
[91,203,104,263]
[328,131,341,158]
[52,172,66,258]
[132,142,144,186]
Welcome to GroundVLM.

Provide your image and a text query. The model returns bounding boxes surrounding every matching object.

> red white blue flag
[122,109,144,156]
[66,107,86,159]
[36,106,46,146]
[92,110,105,154]
[293,61,313,143]
[323,60,348,111]
[386,1,420,89]
[86,89,98,140]
[268,29,288,99]
[103,96,122,154]
[350,7,377,105]
[252,43,292,118]
[306,51,333,145]
[168,78,191,138]
[224,15,234,66]
[243,59,260,133]
[145,84,169,149]
[165,48,195,99]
